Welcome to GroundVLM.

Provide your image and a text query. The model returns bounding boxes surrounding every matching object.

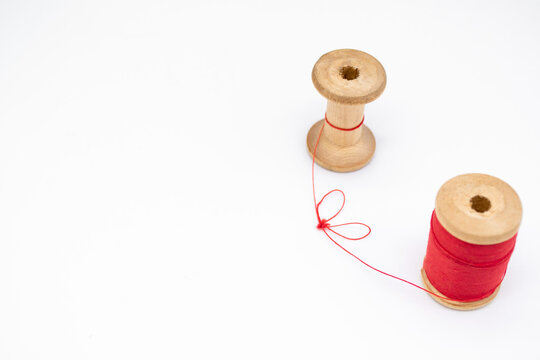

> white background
[1,0,539,359]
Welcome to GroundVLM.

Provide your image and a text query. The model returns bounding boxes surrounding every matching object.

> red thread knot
[317,219,329,229]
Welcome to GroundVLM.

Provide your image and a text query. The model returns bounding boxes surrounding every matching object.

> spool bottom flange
[420,267,500,310]
[307,119,376,172]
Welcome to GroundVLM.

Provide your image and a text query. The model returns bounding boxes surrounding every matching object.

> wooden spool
[307,49,386,172]
[421,173,523,310]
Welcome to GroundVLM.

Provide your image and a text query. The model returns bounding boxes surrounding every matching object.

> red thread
[325,113,364,131]
[312,117,453,301]
[311,118,516,302]
[311,115,517,302]
[423,212,516,302]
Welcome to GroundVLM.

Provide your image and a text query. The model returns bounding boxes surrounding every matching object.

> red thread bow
[315,188,371,241]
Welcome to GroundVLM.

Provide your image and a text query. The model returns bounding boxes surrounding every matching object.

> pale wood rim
[421,267,500,310]
[312,49,386,105]
[435,173,522,245]
[306,120,376,172]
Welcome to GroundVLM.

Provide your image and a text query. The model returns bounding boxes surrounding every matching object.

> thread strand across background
[311,113,516,303]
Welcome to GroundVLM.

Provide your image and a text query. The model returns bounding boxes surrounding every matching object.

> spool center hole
[340,66,360,80]
[470,195,491,213]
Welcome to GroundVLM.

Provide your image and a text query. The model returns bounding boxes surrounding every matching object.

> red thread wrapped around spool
[421,173,523,310]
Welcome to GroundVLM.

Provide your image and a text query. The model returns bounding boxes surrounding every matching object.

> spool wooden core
[421,173,523,310]
[307,49,386,172]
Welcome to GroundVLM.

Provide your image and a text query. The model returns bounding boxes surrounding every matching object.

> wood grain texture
[307,119,376,172]
[307,49,386,172]
[435,173,522,245]
[312,49,386,104]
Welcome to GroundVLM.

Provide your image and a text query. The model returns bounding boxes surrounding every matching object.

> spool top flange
[435,173,523,245]
[312,49,387,105]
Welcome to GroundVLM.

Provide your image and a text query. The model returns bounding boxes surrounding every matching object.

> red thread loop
[325,113,364,131]
[315,189,371,240]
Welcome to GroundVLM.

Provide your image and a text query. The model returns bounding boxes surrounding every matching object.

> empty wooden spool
[307,49,386,172]
[421,173,523,310]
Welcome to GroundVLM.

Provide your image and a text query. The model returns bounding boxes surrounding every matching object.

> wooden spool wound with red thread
[307,49,386,172]
[422,173,522,310]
